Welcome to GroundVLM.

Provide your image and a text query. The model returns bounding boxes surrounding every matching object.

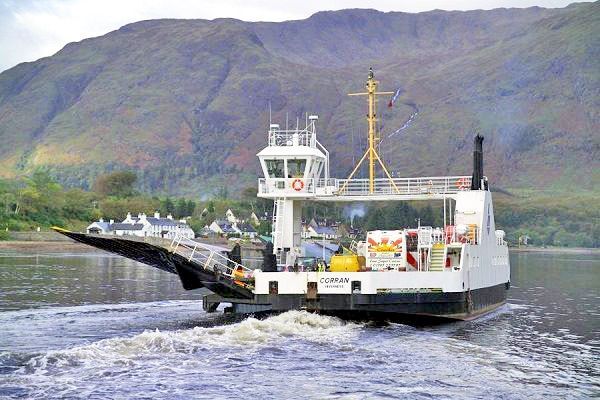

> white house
[209,219,257,238]
[302,224,339,240]
[110,222,146,237]
[86,212,195,239]
[209,219,237,235]
[236,222,258,238]
[87,218,114,234]
[197,225,214,237]
[249,212,260,226]
[225,209,238,223]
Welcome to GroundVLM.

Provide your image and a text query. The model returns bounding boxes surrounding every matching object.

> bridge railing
[258,176,475,197]
[258,178,316,195]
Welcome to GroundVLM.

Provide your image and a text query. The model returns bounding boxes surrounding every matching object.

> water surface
[0,250,598,399]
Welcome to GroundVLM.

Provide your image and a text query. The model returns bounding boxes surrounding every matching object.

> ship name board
[318,276,350,293]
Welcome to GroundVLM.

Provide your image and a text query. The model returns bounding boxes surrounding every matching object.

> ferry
[55,69,510,321]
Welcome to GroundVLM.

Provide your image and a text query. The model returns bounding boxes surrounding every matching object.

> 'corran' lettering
[319,277,350,284]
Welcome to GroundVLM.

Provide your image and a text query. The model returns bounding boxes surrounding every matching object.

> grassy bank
[494,190,599,248]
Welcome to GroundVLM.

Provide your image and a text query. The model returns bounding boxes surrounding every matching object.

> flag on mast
[388,88,401,107]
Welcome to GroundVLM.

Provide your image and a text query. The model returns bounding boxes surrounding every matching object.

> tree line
[0,170,597,248]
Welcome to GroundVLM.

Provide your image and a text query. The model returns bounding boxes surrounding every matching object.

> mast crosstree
[345,68,397,194]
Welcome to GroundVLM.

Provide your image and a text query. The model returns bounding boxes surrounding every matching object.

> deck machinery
[55,70,510,320]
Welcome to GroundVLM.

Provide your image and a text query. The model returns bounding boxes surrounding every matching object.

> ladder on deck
[430,243,446,271]
[272,198,285,261]
[349,240,358,254]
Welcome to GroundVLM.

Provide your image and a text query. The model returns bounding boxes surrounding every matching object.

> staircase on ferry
[430,243,446,271]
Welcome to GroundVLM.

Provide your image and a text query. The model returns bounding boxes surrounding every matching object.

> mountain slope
[0,2,598,195]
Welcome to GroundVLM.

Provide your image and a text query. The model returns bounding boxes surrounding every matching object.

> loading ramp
[52,228,255,299]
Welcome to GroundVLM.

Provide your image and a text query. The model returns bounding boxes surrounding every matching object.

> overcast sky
[0,0,582,73]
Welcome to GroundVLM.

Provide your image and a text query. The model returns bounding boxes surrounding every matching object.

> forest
[0,170,597,248]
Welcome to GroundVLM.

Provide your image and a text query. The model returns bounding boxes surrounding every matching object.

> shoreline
[0,240,106,253]
[509,246,599,255]
[1,240,598,255]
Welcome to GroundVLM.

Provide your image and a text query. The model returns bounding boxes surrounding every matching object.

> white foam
[27,311,361,370]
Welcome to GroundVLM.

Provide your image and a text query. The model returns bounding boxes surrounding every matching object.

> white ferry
[55,69,510,321]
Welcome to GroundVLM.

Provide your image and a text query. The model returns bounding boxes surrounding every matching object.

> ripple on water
[1,252,599,399]
[0,307,598,399]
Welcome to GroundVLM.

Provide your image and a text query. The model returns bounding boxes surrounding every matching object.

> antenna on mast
[351,120,355,165]
[269,101,272,125]
[342,68,398,194]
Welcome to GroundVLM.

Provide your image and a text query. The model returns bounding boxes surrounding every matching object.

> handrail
[268,122,317,148]
[258,175,476,197]
[333,176,473,196]
[169,235,256,286]
[258,178,316,194]
[349,240,358,254]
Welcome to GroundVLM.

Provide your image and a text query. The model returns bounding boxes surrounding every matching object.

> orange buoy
[291,178,304,191]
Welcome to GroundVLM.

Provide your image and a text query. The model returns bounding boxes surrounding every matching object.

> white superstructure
[253,70,510,308]
[254,121,509,296]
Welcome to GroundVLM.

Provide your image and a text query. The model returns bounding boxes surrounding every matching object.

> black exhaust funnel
[471,134,484,190]
[262,241,277,272]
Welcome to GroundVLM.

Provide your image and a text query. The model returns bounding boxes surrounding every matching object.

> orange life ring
[291,178,304,191]
[456,177,469,190]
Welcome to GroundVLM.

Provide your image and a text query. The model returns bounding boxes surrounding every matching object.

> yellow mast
[344,68,398,194]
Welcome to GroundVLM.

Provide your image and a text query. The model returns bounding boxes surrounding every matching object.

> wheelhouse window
[287,159,306,178]
[265,159,284,178]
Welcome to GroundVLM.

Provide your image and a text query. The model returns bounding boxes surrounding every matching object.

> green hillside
[0,3,598,198]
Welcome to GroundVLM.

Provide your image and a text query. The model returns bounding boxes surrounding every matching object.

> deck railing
[258,176,473,197]
[330,176,472,196]
[169,235,255,286]
[258,178,317,195]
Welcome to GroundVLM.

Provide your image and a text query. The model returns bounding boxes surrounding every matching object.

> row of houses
[200,212,358,240]
[199,212,354,240]
[203,220,258,238]
[87,212,195,239]
[301,218,360,240]
[85,208,361,241]
[205,208,264,226]
[207,208,361,239]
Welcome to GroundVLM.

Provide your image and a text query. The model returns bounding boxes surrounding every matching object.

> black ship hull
[54,228,508,322]
[203,282,509,321]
